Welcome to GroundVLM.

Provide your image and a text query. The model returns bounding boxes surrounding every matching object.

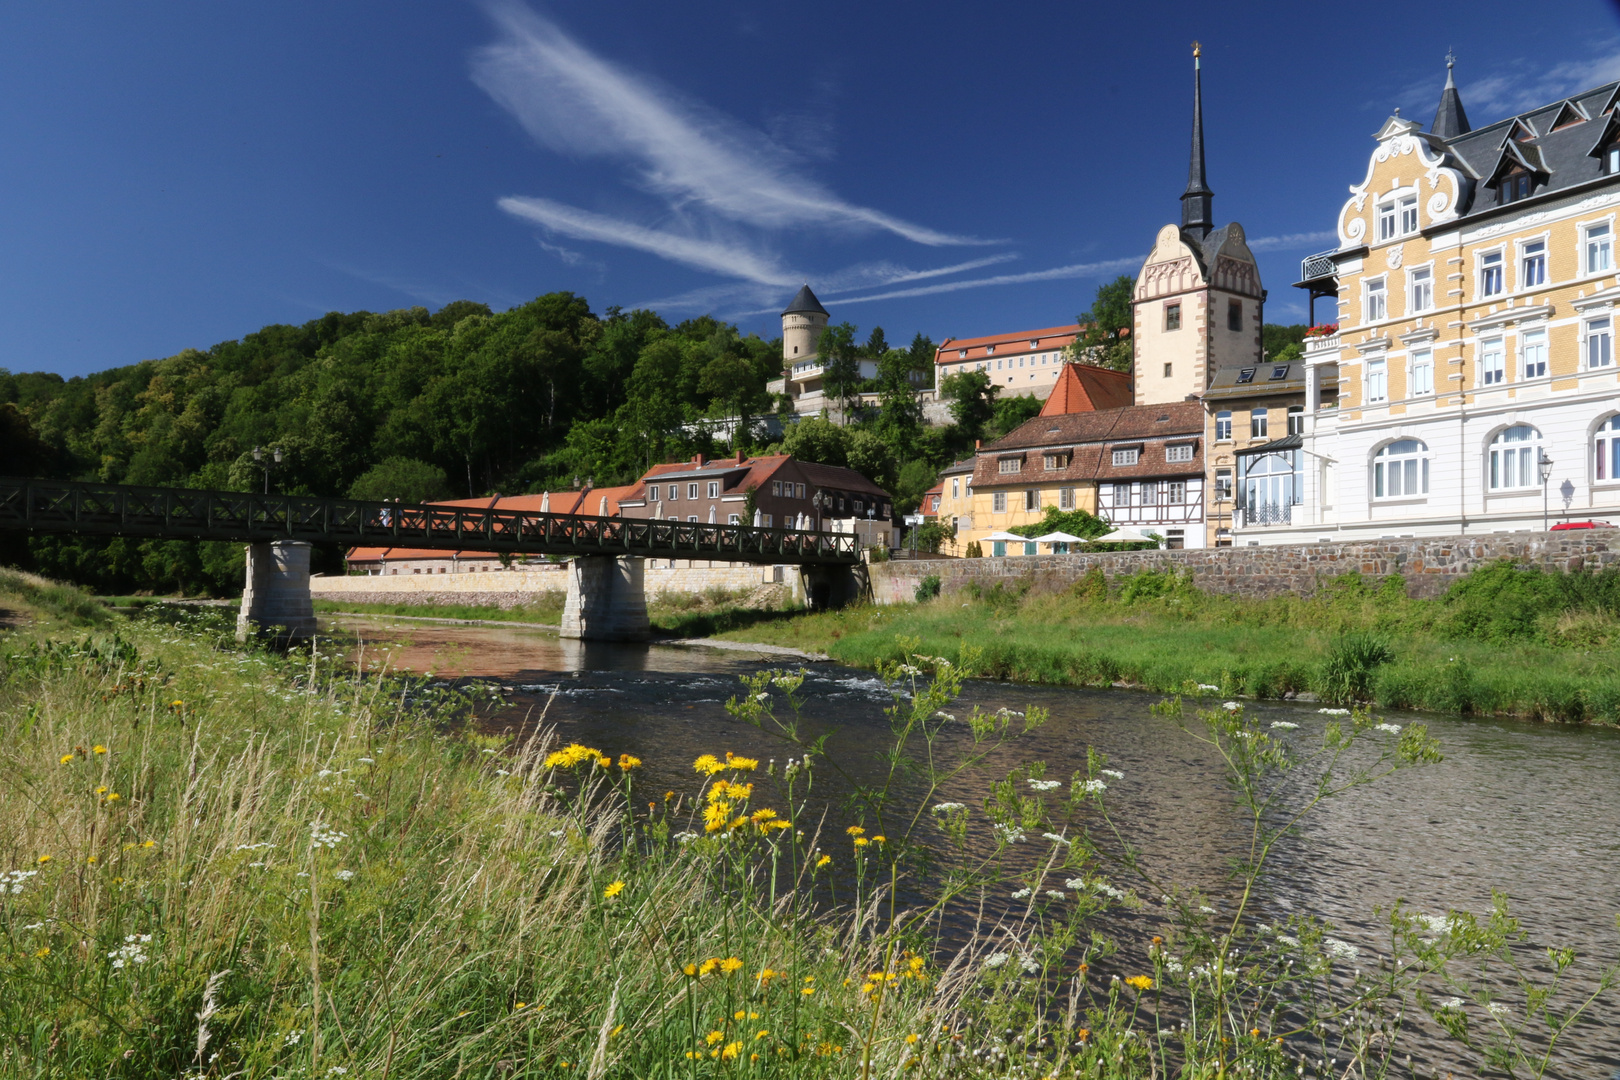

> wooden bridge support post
[561,556,651,642]
[236,541,318,645]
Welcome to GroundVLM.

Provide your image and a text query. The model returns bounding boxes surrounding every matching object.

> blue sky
[5,1,1620,378]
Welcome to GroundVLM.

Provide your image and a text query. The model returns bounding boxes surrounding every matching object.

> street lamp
[252,445,283,495]
[1539,450,1554,532]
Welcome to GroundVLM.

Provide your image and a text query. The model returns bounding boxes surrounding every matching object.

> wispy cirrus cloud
[474,1,987,286]
[824,256,1147,307]
[1246,230,1336,253]
[1391,43,1620,125]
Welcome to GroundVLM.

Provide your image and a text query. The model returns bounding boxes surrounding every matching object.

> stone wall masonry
[309,560,785,609]
[868,532,1620,604]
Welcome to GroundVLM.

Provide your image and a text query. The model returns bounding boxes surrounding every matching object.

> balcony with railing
[1299,249,1338,283]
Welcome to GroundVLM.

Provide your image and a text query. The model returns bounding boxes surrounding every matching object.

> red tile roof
[1039,363,1133,415]
[970,402,1206,488]
[934,325,1079,365]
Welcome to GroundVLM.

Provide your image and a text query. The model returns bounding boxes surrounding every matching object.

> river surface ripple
[332,616,1620,1077]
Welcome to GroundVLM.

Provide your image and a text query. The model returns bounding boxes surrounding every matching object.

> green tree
[1069,274,1136,372]
[817,322,863,420]
[988,394,1043,439]
[779,416,851,467]
[1264,323,1308,363]
[939,369,999,440]
[347,457,452,503]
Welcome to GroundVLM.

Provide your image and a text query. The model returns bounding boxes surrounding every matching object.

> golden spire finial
[1192,41,1201,59]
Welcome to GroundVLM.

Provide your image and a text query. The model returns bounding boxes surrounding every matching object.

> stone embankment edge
[868,531,1620,603]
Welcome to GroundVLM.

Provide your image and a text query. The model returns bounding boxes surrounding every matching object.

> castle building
[932,325,1089,399]
[1273,57,1620,543]
[769,284,879,414]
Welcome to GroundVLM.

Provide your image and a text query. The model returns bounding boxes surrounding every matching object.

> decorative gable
[1549,100,1589,131]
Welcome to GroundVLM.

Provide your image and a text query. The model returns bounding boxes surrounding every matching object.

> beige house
[1274,59,1620,542]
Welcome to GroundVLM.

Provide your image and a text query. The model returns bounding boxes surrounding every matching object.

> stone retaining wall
[309,560,785,609]
[868,532,1620,604]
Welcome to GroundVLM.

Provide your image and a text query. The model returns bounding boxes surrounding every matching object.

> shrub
[1320,631,1395,703]
[964,541,983,559]
[914,574,942,602]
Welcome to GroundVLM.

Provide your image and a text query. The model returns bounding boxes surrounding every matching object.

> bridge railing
[0,477,862,565]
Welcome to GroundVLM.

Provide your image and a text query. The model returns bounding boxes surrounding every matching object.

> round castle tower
[781,284,829,364]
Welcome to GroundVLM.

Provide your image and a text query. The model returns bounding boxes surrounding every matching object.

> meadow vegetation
[719,563,1620,724]
[1,571,1614,1077]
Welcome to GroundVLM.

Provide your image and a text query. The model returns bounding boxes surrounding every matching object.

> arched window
[1597,415,1620,481]
[1374,439,1429,498]
[1487,425,1544,491]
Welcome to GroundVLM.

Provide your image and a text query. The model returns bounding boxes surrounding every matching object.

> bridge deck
[0,477,862,565]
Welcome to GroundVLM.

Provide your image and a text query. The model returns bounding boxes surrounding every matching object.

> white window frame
[1487,425,1544,492]
[997,457,1022,474]
[1250,408,1268,438]
[1585,314,1614,369]
[1596,414,1620,483]
[1059,487,1075,510]
[1518,234,1549,290]
[1407,264,1434,313]
[1409,349,1434,396]
[687,483,698,499]
[1165,443,1194,463]
[707,481,720,498]
[1287,406,1305,435]
[1584,219,1614,277]
[1376,199,1398,241]
[1215,411,1232,441]
[1479,337,1506,386]
[1372,439,1430,500]
[1399,194,1419,235]
[951,477,959,499]
[1112,448,1140,466]
[1024,490,1038,511]
[1519,327,1548,380]
[727,514,740,525]
[1478,248,1506,298]
[1364,276,1387,323]
[992,491,1007,513]
[1366,357,1388,403]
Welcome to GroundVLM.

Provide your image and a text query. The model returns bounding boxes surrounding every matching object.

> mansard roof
[1439,78,1620,218]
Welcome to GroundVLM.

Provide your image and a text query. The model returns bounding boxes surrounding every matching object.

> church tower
[1130,44,1264,407]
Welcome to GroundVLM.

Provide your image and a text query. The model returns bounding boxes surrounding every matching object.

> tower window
[1163,363,1173,378]
[793,346,799,354]
[1165,302,1182,331]
[1227,299,1242,332]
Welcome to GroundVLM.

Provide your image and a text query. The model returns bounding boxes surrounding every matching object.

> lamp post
[1539,450,1554,533]
[252,445,283,495]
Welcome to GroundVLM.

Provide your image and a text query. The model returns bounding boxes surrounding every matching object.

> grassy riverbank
[2,568,1613,1076]
[718,565,1620,724]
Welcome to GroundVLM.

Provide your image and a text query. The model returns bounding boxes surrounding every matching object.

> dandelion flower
[1125,975,1154,991]
[706,1031,725,1046]
[815,854,831,868]
[617,753,641,770]
[853,837,869,847]
[37,855,51,865]
[59,755,74,765]
[693,754,725,775]
[699,958,720,976]
[544,743,606,769]
[142,840,156,848]
[801,987,815,996]
[93,745,108,755]
[846,825,865,837]
[35,947,50,958]
[720,957,743,974]
[603,880,625,900]
[724,752,759,771]
[871,835,885,843]
[106,793,121,803]
[683,963,698,977]
[905,1033,919,1045]
[703,802,732,833]
[96,786,108,795]
[515,1002,527,1010]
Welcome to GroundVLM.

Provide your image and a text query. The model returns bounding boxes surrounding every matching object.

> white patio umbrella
[752,509,763,527]
[1033,531,1088,545]
[980,530,1029,543]
[708,505,717,524]
[1094,527,1158,545]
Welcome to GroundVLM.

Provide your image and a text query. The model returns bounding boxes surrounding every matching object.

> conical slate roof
[1432,55,1471,140]
[1181,44,1214,241]
[782,284,828,317]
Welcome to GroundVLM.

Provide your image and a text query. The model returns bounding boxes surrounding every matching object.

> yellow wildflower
[610,1025,623,1038]
[515,1002,528,1010]
[59,755,74,765]
[683,963,699,977]
[724,782,752,801]
[699,958,720,976]
[749,808,778,824]
[720,957,743,974]
[86,856,96,864]
[35,947,50,958]
[853,837,869,848]
[617,754,641,770]
[720,1041,742,1060]
[724,752,759,771]
[95,786,108,795]
[755,1030,769,1040]
[728,816,748,830]
[816,854,831,868]
[1125,975,1154,991]
[734,1010,746,1020]
[142,840,156,848]
[693,754,726,775]
[801,987,815,996]
[93,745,108,755]
[603,880,625,900]
[544,743,606,769]
[756,968,777,982]
[872,835,886,843]
[846,825,865,837]
[705,1031,725,1046]
[170,700,183,708]
[36,855,50,865]
[908,955,925,973]
[707,779,731,802]
[703,802,731,832]
[106,793,121,803]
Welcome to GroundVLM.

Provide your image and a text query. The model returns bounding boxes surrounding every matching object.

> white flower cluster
[933,711,957,722]
[1091,882,1127,900]
[1041,832,1070,846]
[1100,769,1124,780]
[894,664,922,677]
[991,824,1026,844]
[108,933,151,970]
[2,869,39,894]
[1375,722,1403,734]
[1045,890,1066,901]
[1269,721,1299,730]
[1221,701,1242,712]
[1026,779,1061,792]
[309,823,348,849]
[1488,1001,1512,1017]
[1011,888,1032,899]
[931,802,965,813]
[1418,913,1449,934]
[1197,683,1221,692]
[1436,996,1464,1010]
[1064,877,1087,890]
[234,842,275,852]
[1318,707,1350,715]
[983,953,1009,969]
[1076,779,1107,794]
[1322,937,1359,961]
[334,869,355,882]
[1019,955,1040,974]
[673,831,699,844]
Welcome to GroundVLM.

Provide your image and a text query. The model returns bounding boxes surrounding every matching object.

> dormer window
[1607,146,1620,175]
[958,349,967,358]
[1499,170,1533,204]
[985,345,996,355]
[1377,194,1418,241]
[1236,367,1256,384]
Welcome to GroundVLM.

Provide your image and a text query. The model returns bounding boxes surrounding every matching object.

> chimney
[975,439,981,450]
[737,450,746,464]
[695,453,706,467]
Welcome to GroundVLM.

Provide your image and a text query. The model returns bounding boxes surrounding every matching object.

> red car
[1550,520,1616,530]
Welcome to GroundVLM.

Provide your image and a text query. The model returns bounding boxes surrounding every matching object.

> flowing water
[331,615,1620,1077]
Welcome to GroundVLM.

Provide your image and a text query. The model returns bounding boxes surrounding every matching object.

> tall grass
[2,597,1613,1077]
[715,567,1620,724]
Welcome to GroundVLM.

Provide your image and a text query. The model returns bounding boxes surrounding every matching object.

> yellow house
[1273,58,1620,542]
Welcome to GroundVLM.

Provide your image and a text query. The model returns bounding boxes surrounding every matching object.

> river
[330,614,1620,1077]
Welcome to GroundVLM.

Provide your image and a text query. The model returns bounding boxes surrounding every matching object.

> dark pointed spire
[1181,42,1214,241]
[1431,51,1471,140]
[781,283,828,317]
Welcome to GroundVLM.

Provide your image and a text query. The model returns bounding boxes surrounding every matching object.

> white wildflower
[1011,888,1032,899]
[356,757,375,764]
[334,870,354,882]
[1027,779,1061,792]
[1077,779,1107,794]
[1269,721,1299,730]
[674,831,699,844]
[1419,914,1449,934]
[2,869,39,894]
[284,1030,304,1046]
[1019,955,1040,974]
[1164,958,1184,974]
[1045,890,1066,900]
[931,802,965,813]
[984,953,1009,969]
[1100,769,1124,780]
[548,829,565,838]
[1375,722,1402,734]
[1276,935,1300,947]
[895,664,922,676]
[108,933,152,970]
[1094,883,1127,900]
[308,823,347,849]
[493,769,510,776]
[1488,1002,1511,1017]
[992,824,1026,844]
[1199,905,1216,914]
[22,922,44,931]
[1221,701,1241,711]
[1323,938,1359,961]
[933,711,957,721]
[1064,878,1087,890]
[1437,997,1463,1010]
[234,842,275,852]
[1197,683,1220,692]
[1041,832,1070,846]
[1318,708,1350,715]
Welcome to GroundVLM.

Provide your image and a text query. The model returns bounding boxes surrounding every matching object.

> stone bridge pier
[797,563,868,611]
[237,540,318,644]
[561,556,651,642]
